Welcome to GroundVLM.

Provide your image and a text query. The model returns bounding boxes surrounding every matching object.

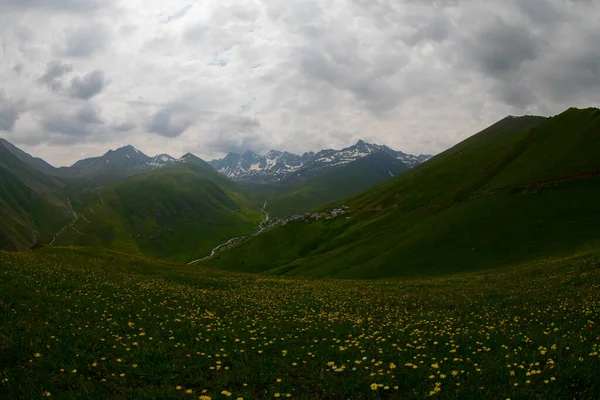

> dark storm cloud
[537,34,600,103]
[462,17,541,77]
[69,70,107,100]
[75,104,103,124]
[63,24,109,57]
[514,0,565,25]
[454,1,600,109]
[38,60,73,92]
[147,108,192,138]
[0,91,23,132]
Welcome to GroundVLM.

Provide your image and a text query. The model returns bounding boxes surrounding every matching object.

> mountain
[50,152,262,262]
[206,108,600,278]
[242,151,413,217]
[54,145,176,182]
[0,138,56,174]
[0,140,259,260]
[148,153,177,167]
[209,140,431,182]
[209,150,306,181]
[0,139,70,250]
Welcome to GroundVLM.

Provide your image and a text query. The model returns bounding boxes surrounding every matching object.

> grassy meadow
[1,247,599,399]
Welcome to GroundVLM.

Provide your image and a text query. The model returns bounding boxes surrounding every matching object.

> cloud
[0,91,24,132]
[11,63,24,75]
[69,70,107,99]
[111,121,136,132]
[204,115,268,154]
[1,0,600,166]
[62,24,109,58]
[147,108,192,138]
[75,104,103,124]
[41,104,103,137]
[0,0,103,13]
[461,17,541,77]
[164,4,192,23]
[38,60,73,92]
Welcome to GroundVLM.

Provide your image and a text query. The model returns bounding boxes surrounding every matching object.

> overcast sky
[1,0,599,166]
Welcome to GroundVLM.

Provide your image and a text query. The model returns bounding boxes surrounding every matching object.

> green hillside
[0,141,70,250]
[51,156,262,262]
[243,152,410,217]
[207,108,600,278]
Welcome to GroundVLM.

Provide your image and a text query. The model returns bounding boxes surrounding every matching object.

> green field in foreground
[1,247,599,399]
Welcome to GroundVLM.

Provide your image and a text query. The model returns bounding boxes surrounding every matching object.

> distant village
[259,205,351,231]
[205,205,352,258]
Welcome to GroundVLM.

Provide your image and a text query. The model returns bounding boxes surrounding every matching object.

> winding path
[49,197,78,246]
[187,200,270,265]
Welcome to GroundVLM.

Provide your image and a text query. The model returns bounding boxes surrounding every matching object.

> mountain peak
[178,152,201,162]
[208,140,429,181]
[114,144,142,154]
[149,153,176,165]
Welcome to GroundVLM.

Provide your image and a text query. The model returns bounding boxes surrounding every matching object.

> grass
[210,108,600,278]
[52,161,262,263]
[0,144,70,250]
[243,152,410,217]
[1,247,599,399]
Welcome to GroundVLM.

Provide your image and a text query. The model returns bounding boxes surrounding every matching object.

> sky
[0,0,599,166]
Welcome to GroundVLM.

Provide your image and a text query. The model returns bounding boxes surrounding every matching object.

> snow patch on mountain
[209,140,432,182]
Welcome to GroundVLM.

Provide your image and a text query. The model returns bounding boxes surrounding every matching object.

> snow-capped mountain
[209,150,307,181]
[149,153,176,167]
[209,140,432,182]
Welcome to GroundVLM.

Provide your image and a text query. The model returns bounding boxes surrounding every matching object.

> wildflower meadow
[1,248,599,399]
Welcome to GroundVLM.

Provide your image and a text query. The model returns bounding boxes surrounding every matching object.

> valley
[188,202,351,264]
[0,137,426,260]
[3,1,600,398]
[1,107,600,399]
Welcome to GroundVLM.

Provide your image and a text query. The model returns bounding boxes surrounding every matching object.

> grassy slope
[209,108,600,278]
[1,247,599,399]
[53,160,262,262]
[0,146,69,250]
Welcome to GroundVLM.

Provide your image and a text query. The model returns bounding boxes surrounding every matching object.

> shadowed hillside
[51,155,262,262]
[208,108,600,278]
[0,139,70,250]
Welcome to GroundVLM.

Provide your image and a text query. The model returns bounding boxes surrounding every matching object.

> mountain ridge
[209,140,432,182]
[0,139,71,249]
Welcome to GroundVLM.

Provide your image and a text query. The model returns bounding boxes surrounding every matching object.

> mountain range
[4,138,429,185]
[0,136,430,256]
[209,140,431,182]
[2,107,600,278]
